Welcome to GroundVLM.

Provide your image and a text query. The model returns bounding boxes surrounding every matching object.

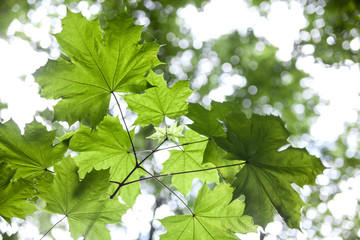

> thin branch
[111,92,138,164]
[109,165,138,199]
[139,167,194,215]
[138,137,168,165]
[136,138,210,154]
[41,215,67,240]
[120,162,246,187]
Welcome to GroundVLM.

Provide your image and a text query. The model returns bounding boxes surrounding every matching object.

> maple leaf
[187,101,325,228]
[147,122,184,143]
[69,115,145,206]
[0,119,67,180]
[160,183,257,239]
[123,71,193,126]
[35,11,161,128]
[37,157,128,240]
[162,129,219,196]
[0,162,37,222]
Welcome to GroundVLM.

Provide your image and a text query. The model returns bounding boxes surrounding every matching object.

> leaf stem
[41,215,67,240]
[135,138,210,154]
[139,166,194,215]
[121,162,246,186]
[109,138,168,198]
[138,137,167,165]
[111,92,138,164]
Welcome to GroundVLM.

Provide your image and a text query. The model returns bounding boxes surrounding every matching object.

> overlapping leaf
[35,11,161,128]
[187,101,325,228]
[123,71,193,126]
[69,115,145,206]
[0,162,37,222]
[162,129,219,196]
[37,157,127,240]
[160,183,257,239]
[0,120,67,179]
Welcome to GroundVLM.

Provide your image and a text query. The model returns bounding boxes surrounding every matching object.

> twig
[111,92,138,164]
[120,162,247,187]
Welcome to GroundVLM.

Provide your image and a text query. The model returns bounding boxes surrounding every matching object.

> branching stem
[136,138,210,154]
[111,92,138,163]
[120,162,246,187]
[109,137,168,198]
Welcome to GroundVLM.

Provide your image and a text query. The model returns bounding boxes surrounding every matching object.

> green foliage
[0,119,67,179]
[69,115,145,206]
[187,101,325,228]
[35,11,161,128]
[37,157,127,240]
[123,71,193,126]
[0,9,325,239]
[160,183,257,239]
[0,162,37,222]
[162,129,219,196]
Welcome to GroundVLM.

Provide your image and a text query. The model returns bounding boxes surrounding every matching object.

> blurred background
[0,0,360,239]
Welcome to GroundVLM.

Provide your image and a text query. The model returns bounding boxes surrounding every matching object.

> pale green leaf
[160,183,257,240]
[69,115,145,206]
[37,157,128,240]
[162,129,219,196]
[0,120,67,179]
[35,11,161,128]
[123,71,193,126]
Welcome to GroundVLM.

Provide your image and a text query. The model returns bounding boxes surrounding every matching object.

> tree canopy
[0,0,359,239]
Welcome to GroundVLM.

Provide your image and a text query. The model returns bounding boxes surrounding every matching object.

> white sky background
[0,0,360,239]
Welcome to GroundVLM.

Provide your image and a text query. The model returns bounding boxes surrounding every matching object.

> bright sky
[0,0,360,239]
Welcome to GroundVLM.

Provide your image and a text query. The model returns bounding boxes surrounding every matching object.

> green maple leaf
[147,122,184,143]
[123,71,193,126]
[0,120,67,179]
[35,11,161,128]
[69,115,145,206]
[160,183,257,239]
[37,157,128,240]
[0,162,37,222]
[162,129,219,196]
[187,102,325,228]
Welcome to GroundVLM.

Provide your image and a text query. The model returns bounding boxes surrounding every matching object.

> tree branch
[135,138,210,154]
[111,92,138,164]
[138,137,168,165]
[120,162,246,187]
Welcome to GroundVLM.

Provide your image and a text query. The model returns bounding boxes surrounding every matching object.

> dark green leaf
[0,162,37,222]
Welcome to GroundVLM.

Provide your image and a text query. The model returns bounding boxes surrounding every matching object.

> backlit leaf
[0,120,67,179]
[35,11,161,128]
[162,129,218,196]
[160,183,257,239]
[69,115,145,206]
[37,157,128,240]
[123,71,193,126]
[0,162,37,222]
